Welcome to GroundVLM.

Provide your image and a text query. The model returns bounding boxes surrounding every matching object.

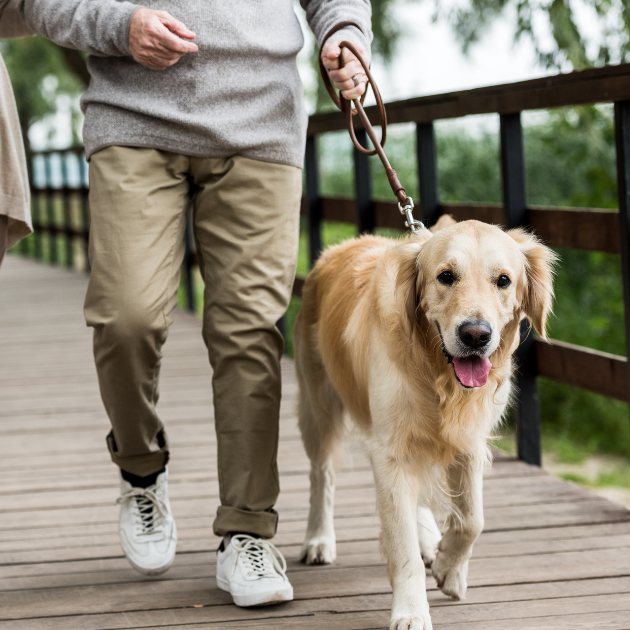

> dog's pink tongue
[453,356,492,388]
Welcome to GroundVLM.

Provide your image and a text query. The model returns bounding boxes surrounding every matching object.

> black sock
[121,467,166,488]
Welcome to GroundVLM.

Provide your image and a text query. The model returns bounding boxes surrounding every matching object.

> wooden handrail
[536,338,627,402]
[308,63,630,135]
[299,196,620,253]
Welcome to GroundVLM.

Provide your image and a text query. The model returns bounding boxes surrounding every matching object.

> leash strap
[319,23,424,232]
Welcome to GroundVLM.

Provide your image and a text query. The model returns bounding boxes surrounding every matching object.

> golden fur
[294,217,556,630]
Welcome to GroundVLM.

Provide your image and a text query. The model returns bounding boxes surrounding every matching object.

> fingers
[136,55,181,71]
[129,8,198,71]
[156,24,199,54]
[329,57,368,99]
[140,50,184,71]
[328,57,364,85]
[321,40,342,70]
[320,40,368,98]
[321,39,365,70]
[340,80,367,100]
[156,11,196,40]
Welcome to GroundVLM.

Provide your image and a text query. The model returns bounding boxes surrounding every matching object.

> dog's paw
[390,611,433,630]
[298,536,336,565]
[432,551,468,600]
[421,547,437,569]
[418,528,441,569]
[417,507,441,569]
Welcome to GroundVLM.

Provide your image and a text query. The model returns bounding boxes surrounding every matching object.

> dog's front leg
[373,451,433,630]
[432,456,483,600]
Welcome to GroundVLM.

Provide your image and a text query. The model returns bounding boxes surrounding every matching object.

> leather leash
[319,22,424,233]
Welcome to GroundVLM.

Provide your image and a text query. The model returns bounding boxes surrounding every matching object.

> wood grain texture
[0,254,629,629]
[536,338,628,402]
[307,63,630,135]
[297,197,620,254]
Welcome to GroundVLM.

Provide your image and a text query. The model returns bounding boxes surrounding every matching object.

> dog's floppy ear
[395,231,431,337]
[508,228,558,338]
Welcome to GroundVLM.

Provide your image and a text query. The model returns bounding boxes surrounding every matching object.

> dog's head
[396,218,557,389]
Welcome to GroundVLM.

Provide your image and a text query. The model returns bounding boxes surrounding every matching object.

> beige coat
[0,0,32,250]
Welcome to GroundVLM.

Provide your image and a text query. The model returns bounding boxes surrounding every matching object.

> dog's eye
[437,271,454,286]
[497,274,511,288]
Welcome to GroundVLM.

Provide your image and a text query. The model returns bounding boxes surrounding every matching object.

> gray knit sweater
[17,0,372,167]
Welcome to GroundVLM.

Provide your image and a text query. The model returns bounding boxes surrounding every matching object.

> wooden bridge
[1,254,629,629]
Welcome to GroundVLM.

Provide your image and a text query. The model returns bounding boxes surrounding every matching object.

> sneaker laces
[117,487,167,536]
[231,535,288,580]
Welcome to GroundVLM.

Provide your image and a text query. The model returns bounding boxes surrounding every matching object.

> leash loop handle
[319,40,387,155]
[319,23,411,208]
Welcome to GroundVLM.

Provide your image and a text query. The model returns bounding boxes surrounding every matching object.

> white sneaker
[116,468,177,575]
[216,534,294,607]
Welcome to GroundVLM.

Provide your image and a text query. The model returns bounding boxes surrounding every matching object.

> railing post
[305,135,322,268]
[61,153,74,269]
[500,112,541,466]
[32,155,42,261]
[21,148,34,257]
[614,101,630,412]
[44,154,58,265]
[80,153,90,273]
[416,123,440,227]
[354,129,373,234]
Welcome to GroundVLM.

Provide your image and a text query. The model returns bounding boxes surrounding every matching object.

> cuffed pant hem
[213,506,279,539]
[106,431,170,477]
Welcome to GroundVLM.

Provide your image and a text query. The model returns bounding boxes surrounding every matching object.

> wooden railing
[21,63,630,467]
[19,147,90,270]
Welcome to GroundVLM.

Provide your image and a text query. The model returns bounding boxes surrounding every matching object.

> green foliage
[370,0,401,62]
[547,249,624,355]
[558,462,630,488]
[540,381,630,457]
[438,0,510,55]
[436,0,630,70]
[526,107,618,208]
[559,471,590,484]
[596,467,630,487]
[546,0,589,68]
[0,37,83,142]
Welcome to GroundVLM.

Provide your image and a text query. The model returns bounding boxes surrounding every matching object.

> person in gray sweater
[12,0,372,607]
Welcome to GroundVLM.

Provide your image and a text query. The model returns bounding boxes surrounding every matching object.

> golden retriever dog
[293,217,556,630]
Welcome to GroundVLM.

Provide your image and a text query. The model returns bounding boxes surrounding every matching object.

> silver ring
[352,75,360,87]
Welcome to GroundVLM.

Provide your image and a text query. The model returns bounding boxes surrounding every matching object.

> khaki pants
[84,147,301,538]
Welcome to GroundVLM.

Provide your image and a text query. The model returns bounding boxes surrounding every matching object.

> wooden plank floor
[1,255,630,630]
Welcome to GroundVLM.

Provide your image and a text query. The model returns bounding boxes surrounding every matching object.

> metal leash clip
[398,197,424,233]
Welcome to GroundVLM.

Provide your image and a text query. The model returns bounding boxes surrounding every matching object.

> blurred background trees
[0,39,86,148]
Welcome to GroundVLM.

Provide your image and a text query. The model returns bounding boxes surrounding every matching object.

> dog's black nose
[458,320,492,349]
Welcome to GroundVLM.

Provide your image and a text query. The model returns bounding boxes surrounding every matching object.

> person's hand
[129,8,198,71]
[321,40,367,100]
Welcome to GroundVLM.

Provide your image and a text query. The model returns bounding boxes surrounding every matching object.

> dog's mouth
[438,328,492,389]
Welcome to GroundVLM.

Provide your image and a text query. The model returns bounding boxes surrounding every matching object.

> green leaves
[546,0,589,68]
[436,0,630,70]
[1,37,83,145]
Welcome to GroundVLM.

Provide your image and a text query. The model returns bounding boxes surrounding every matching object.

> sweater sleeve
[16,0,139,56]
[301,0,373,64]
[0,0,34,38]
